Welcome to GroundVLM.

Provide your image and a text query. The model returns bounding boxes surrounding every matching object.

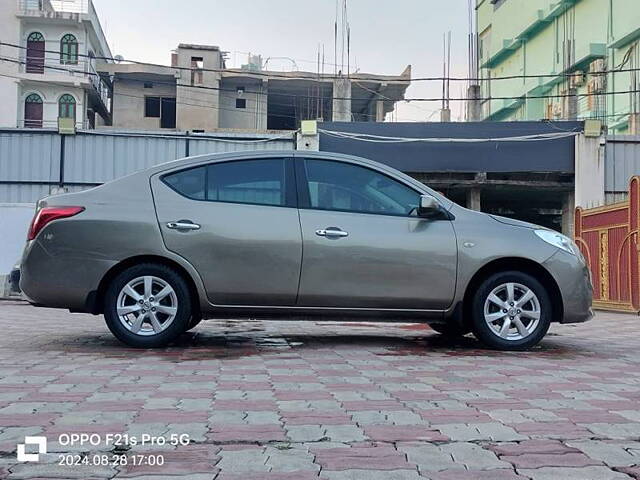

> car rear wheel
[471,271,551,351]
[104,264,191,348]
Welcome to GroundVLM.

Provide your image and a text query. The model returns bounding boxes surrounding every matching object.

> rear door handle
[167,221,201,231]
[316,227,349,238]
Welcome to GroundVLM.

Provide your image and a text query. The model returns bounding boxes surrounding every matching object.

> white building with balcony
[0,0,112,129]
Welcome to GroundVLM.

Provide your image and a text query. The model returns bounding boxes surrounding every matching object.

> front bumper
[543,250,594,324]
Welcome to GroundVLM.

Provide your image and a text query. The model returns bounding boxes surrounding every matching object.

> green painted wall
[477,0,640,133]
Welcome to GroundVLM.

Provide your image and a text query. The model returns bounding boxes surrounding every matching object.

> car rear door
[151,157,302,306]
[295,157,457,310]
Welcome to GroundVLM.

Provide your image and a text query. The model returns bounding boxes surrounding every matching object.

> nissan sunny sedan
[20,151,593,350]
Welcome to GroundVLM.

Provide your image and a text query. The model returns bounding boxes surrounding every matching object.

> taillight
[27,206,85,241]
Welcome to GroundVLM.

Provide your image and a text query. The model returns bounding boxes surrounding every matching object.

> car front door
[151,157,301,306]
[295,158,457,310]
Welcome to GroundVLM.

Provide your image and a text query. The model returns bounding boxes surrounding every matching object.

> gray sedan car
[20,151,593,350]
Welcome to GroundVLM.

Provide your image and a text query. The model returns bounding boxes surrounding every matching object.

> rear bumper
[20,239,115,312]
[543,251,594,324]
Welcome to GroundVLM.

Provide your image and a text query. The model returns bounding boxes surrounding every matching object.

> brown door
[24,94,43,128]
[26,33,45,74]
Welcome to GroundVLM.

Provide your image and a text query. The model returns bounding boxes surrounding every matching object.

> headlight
[535,229,582,257]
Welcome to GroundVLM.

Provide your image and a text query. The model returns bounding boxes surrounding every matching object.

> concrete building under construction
[100,44,412,132]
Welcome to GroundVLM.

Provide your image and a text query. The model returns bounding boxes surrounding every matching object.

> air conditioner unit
[589,75,605,93]
[590,58,606,73]
[570,71,586,88]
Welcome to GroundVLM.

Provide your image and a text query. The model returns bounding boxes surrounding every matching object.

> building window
[58,94,76,120]
[145,97,161,117]
[145,96,176,128]
[26,32,45,74]
[24,93,43,128]
[191,57,204,85]
[236,98,247,109]
[143,82,154,89]
[60,34,78,65]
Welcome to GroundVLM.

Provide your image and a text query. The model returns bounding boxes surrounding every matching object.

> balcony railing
[87,61,110,107]
[17,54,110,109]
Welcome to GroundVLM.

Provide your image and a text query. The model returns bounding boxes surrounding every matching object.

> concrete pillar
[296,133,319,151]
[466,188,481,211]
[376,100,385,122]
[562,191,575,237]
[630,113,640,134]
[332,77,352,122]
[567,87,578,120]
[466,85,482,121]
[574,133,605,209]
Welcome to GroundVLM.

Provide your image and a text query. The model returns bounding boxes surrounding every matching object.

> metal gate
[575,176,640,312]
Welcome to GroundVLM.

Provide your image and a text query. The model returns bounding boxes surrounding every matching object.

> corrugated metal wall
[0,129,295,203]
[605,136,640,204]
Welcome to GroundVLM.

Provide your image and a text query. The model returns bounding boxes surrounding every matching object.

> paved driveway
[0,301,639,479]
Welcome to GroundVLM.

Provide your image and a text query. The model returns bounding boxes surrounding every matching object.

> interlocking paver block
[517,466,631,480]
[285,425,327,442]
[217,448,269,473]
[2,304,640,480]
[397,443,463,472]
[323,425,367,442]
[320,469,423,480]
[265,445,319,472]
[568,440,640,467]
[441,442,511,469]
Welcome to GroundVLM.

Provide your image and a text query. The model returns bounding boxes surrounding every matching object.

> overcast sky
[92,0,471,121]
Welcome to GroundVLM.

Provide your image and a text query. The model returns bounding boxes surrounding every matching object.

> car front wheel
[103,263,192,348]
[471,271,551,351]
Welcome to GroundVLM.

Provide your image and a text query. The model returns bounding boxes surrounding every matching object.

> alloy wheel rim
[483,282,541,341]
[116,276,178,337]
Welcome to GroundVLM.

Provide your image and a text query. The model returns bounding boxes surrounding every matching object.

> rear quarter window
[163,166,206,200]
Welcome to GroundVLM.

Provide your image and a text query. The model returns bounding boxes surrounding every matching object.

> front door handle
[167,221,201,231]
[316,227,349,238]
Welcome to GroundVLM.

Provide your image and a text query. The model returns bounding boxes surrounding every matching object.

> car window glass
[163,166,206,200]
[304,159,421,215]
[207,159,286,206]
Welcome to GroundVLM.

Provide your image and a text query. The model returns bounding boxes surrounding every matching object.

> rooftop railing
[18,0,90,14]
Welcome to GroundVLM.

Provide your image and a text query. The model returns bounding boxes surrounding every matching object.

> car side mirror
[417,195,442,219]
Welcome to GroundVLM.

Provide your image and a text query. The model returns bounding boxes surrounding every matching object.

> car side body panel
[296,209,458,309]
[151,176,303,306]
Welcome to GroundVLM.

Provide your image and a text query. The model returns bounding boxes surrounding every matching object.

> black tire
[184,314,203,332]
[103,263,192,348]
[429,322,470,337]
[471,271,552,351]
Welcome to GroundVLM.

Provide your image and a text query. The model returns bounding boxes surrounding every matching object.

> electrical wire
[3,55,640,105]
[318,129,580,143]
[3,40,640,84]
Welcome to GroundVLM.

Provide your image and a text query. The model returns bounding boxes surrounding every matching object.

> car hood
[489,214,540,230]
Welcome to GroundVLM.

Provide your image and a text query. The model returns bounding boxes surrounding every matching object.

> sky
[92,0,472,122]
